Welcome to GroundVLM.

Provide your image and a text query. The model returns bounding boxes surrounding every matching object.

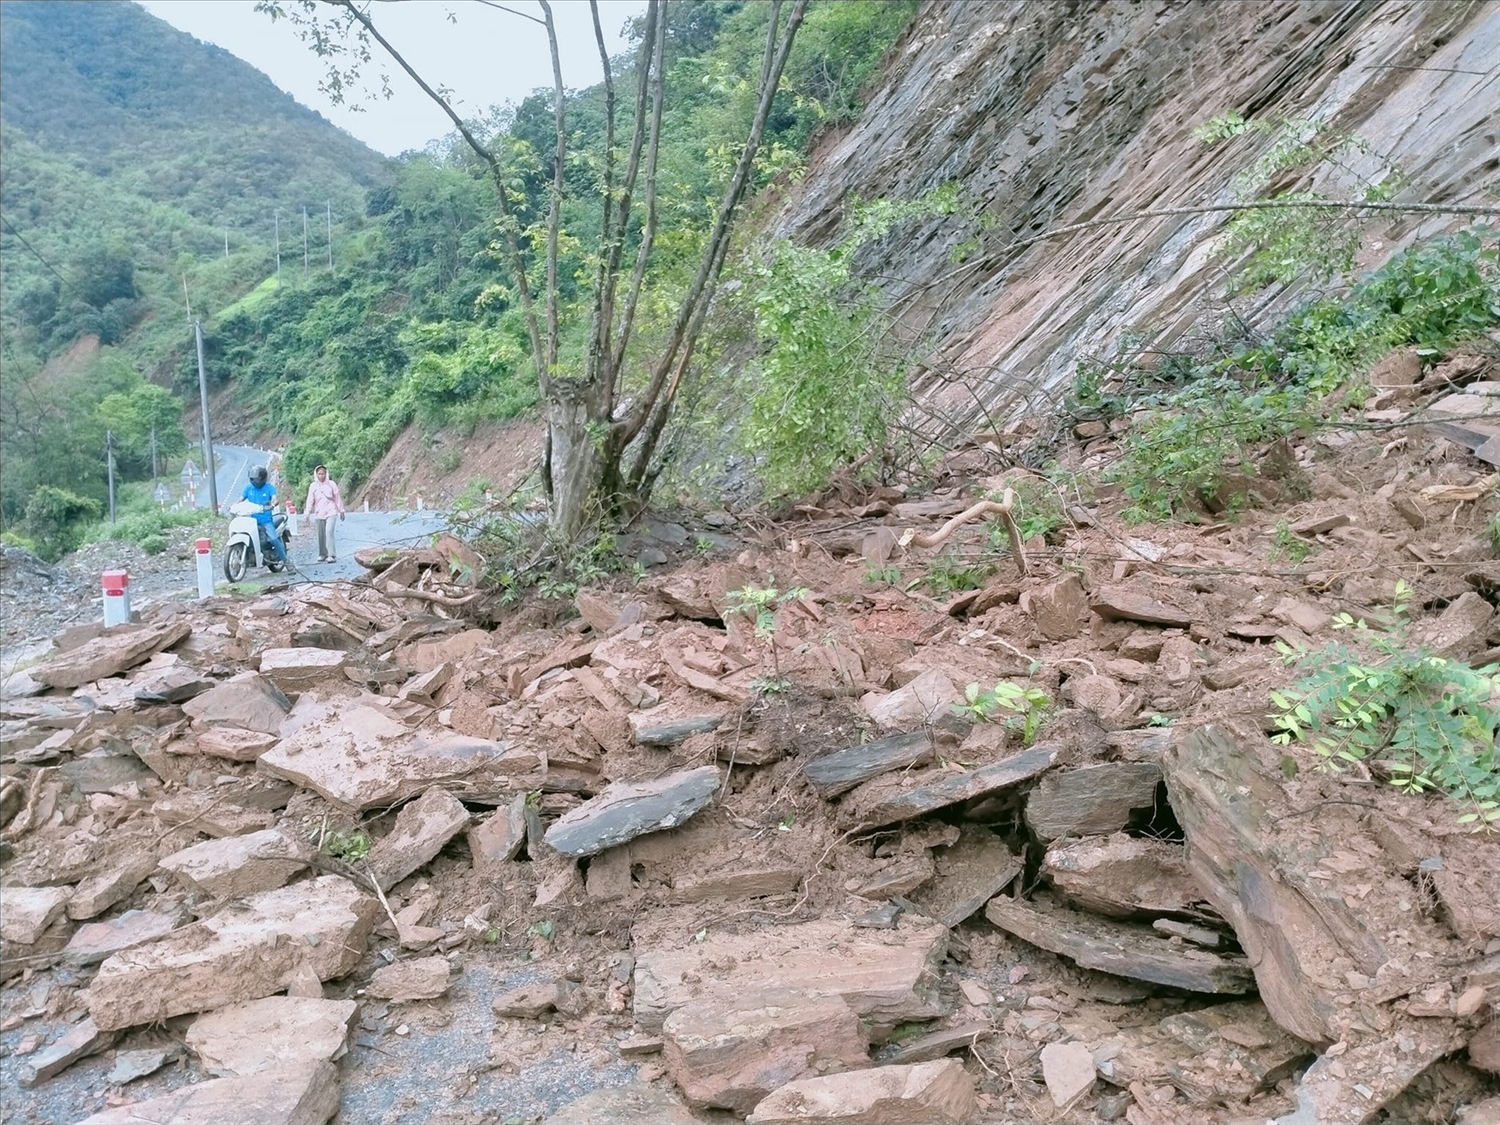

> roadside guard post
[195,538,214,599]
[101,570,131,627]
[286,500,299,536]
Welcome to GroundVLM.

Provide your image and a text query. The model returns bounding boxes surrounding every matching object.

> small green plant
[527,918,556,942]
[911,553,991,597]
[1269,582,1500,827]
[864,562,901,586]
[322,829,371,863]
[1146,713,1174,728]
[955,681,1053,745]
[694,535,714,556]
[726,583,808,682]
[1270,519,1312,563]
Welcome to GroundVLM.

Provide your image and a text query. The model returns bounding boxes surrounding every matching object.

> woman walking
[304,464,346,562]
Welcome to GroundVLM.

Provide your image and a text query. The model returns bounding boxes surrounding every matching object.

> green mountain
[0,0,390,357]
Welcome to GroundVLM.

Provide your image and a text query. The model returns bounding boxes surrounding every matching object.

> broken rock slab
[159,828,311,899]
[366,786,470,891]
[30,620,191,690]
[629,711,725,746]
[907,825,1021,927]
[746,1057,977,1125]
[18,1017,117,1087]
[1043,833,1209,919]
[196,726,280,762]
[544,764,720,858]
[634,915,949,1035]
[469,792,527,874]
[1040,1040,1097,1110]
[186,996,357,1076]
[860,667,963,730]
[984,893,1254,994]
[367,955,452,1002]
[544,1084,700,1125]
[1091,586,1193,628]
[1411,590,1495,661]
[1275,1018,1466,1125]
[492,978,579,1018]
[1025,762,1162,842]
[0,885,73,944]
[258,700,538,811]
[662,990,869,1114]
[258,648,349,693]
[845,745,1058,831]
[73,1060,340,1125]
[88,875,378,1031]
[181,672,291,735]
[802,731,935,798]
[63,909,183,966]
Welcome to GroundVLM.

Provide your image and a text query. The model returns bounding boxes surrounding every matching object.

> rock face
[661,991,869,1113]
[88,875,378,1031]
[746,1058,977,1125]
[544,765,720,857]
[772,1,1495,437]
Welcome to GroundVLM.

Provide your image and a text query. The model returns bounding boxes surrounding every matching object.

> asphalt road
[210,445,454,588]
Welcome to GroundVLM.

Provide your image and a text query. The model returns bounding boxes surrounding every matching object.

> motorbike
[223,498,291,582]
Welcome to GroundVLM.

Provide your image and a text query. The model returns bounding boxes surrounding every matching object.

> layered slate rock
[30,620,191,689]
[802,732,934,798]
[468,793,528,874]
[1043,833,1210,919]
[1024,762,1162,842]
[88,875,378,1031]
[159,828,310,899]
[0,885,72,943]
[844,745,1058,830]
[907,825,1021,927]
[63,909,182,966]
[661,990,869,1113]
[545,765,720,858]
[746,1058,977,1125]
[366,787,470,891]
[18,1018,117,1088]
[544,1084,700,1125]
[72,1060,340,1125]
[257,648,349,693]
[984,893,1254,994]
[1090,585,1193,627]
[186,996,357,1076]
[181,673,291,735]
[367,956,451,1002]
[258,701,538,811]
[634,916,949,1034]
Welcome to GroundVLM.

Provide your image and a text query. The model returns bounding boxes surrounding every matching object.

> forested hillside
[0,0,916,557]
[0,0,391,547]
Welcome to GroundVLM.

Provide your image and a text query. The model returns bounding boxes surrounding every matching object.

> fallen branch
[899,490,1030,576]
[382,587,481,608]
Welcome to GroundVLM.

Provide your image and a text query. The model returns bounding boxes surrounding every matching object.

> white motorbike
[223,499,291,582]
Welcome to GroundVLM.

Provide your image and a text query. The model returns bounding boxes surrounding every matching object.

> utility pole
[151,426,159,484]
[224,228,229,258]
[326,200,333,269]
[182,274,192,321]
[106,430,117,524]
[274,208,282,289]
[194,320,220,514]
[302,206,309,280]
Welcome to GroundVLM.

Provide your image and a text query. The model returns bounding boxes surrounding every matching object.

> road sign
[154,483,170,507]
[180,460,198,486]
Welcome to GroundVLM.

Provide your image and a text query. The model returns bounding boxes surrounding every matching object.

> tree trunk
[545,382,606,542]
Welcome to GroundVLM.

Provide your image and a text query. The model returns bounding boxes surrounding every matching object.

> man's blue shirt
[242,481,278,525]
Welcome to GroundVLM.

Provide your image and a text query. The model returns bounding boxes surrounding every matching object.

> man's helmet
[250,466,269,487]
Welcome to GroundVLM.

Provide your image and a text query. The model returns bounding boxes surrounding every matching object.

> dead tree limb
[899,491,1029,576]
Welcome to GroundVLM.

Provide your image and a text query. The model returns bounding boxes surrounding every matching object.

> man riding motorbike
[242,465,294,571]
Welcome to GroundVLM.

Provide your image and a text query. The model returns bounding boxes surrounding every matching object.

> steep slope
[775,0,1498,438]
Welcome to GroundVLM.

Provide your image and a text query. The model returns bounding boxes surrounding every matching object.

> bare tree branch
[538,1,567,380]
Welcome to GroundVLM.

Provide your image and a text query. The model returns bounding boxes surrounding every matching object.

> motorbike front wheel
[224,541,248,583]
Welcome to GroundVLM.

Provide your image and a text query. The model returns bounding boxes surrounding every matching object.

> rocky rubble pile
[1,422,1497,1125]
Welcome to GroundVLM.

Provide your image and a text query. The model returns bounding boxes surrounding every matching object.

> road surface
[209,446,454,588]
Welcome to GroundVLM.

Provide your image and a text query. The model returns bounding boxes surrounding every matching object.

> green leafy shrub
[24,486,101,560]
[1269,584,1500,827]
[955,681,1052,745]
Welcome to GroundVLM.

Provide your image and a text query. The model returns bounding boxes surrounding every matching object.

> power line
[0,213,70,288]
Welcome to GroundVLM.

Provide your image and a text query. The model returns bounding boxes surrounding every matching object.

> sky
[138,0,647,156]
